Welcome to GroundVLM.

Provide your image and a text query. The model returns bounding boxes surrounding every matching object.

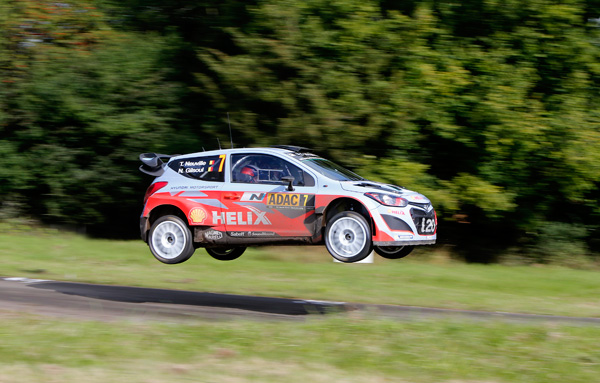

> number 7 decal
[218,154,226,172]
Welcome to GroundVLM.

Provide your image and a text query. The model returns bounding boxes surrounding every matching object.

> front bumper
[371,202,437,245]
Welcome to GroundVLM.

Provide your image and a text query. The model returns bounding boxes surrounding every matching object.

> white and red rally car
[139,146,436,263]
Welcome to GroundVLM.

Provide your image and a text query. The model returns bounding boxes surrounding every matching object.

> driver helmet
[241,165,259,182]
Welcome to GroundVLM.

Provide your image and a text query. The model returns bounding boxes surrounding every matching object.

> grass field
[1,315,599,383]
[1,227,600,382]
[0,226,599,317]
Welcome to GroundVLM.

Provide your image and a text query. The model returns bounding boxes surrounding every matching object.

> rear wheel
[206,247,246,261]
[148,215,195,264]
[374,245,414,259]
[325,211,372,263]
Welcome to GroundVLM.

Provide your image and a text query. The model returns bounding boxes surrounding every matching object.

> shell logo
[189,207,207,224]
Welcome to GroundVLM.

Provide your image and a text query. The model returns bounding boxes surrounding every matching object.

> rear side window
[168,154,226,182]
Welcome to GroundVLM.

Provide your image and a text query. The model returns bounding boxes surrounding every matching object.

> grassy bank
[0,315,599,383]
[1,227,600,382]
[1,227,599,317]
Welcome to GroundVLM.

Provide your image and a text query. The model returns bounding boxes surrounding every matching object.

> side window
[168,154,226,182]
[231,154,315,186]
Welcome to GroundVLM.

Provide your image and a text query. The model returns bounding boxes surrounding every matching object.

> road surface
[1,277,599,325]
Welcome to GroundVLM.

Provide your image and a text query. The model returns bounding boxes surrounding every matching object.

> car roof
[172,146,318,160]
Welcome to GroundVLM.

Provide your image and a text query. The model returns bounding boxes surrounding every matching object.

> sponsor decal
[172,185,219,190]
[396,234,414,240]
[212,206,271,225]
[266,193,314,210]
[227,231,277,238]
[387,209,406,216]
[189,207,208,224]
[240,192,267,202]
[250,231,277,237]
[204,230,223,240]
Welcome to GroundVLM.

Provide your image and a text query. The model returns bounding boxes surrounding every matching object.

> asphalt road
[1,277,599,325]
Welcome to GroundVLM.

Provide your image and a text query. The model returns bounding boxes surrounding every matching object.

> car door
[220,153,318,239]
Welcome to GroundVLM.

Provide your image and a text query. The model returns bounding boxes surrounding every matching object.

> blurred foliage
[528,222,591,265]
[0,0,184,236]
[1,0,599,260]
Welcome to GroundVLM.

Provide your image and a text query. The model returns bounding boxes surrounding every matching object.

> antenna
[217,137,221,150]
[227,112,234,149]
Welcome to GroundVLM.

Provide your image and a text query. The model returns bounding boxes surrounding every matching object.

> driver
[240,165,259,183]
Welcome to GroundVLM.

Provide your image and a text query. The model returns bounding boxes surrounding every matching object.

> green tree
[0,1,185,235]
[1,0,598,261]
[195,0,600,260]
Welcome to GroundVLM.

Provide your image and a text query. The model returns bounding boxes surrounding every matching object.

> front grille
[410,207,434,220]
[408,202,431,210]
[410,206,436,235]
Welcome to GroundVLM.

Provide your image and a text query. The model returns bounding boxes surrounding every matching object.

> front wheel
[374,245,414,259]
[206,247,246,261]
[325,211,373,263]
[148,215,195,264]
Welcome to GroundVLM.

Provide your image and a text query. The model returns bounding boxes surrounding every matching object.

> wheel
[206,247,246,261]
[374,245,414,259]
[148,215,195,264]
[325,211,373,263]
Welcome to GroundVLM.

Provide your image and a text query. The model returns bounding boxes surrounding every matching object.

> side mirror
[281,176,295,191]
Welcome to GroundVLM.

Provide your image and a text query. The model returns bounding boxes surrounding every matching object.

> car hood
[340,181,431,204]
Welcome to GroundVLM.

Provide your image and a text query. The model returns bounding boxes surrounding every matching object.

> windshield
[303,159,364,181]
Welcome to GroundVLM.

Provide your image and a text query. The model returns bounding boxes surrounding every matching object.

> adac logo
[266,193,314,209]
[189,207,207,224]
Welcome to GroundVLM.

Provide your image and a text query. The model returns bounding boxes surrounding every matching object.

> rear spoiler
[139,153,175,176]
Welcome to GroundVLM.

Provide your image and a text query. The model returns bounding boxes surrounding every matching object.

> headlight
[365,192,408,207]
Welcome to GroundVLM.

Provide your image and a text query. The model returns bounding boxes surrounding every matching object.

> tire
[205,247,246,261]
[374,245,414,259]
[148,215,195,264]
[325,211,373,263]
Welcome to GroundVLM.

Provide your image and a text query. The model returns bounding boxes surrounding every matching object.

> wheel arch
[149,204,188,225]
[322,197,376,237]
[142,204,189,243]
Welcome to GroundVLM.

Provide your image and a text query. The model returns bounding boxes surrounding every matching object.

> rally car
[139,146,436,264]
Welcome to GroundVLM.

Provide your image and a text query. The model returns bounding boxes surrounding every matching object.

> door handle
[223,192,240,200]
